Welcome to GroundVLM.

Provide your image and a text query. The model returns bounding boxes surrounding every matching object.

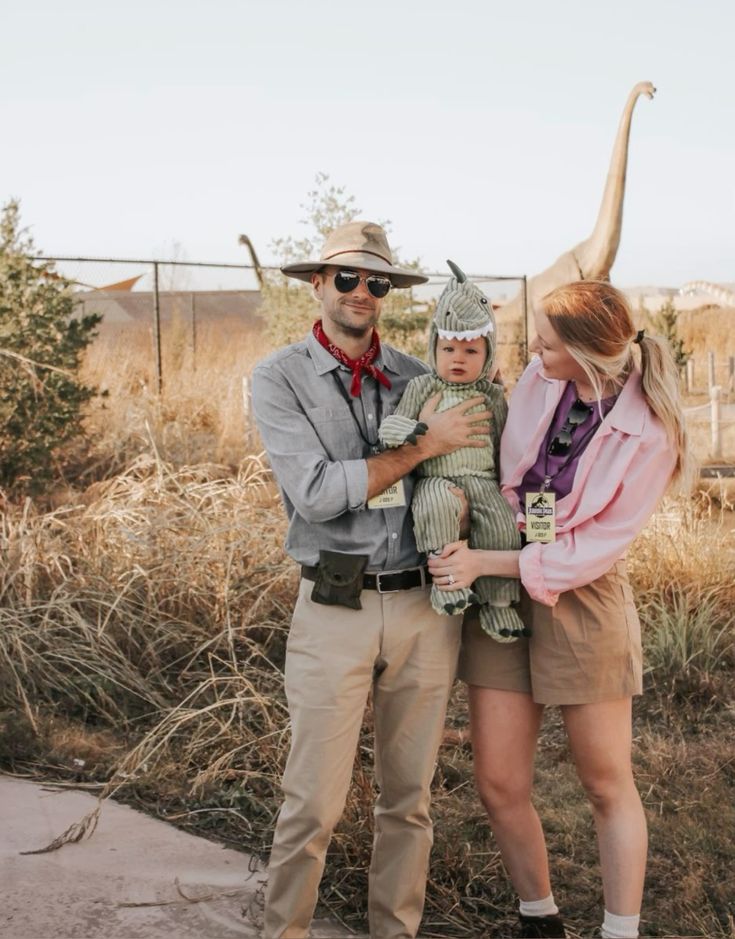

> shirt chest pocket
[306,405,366,460]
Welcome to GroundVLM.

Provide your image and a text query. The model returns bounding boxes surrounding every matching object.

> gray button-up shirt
[252,330,429,570]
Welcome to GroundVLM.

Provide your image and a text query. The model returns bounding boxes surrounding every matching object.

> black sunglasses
[332,269,392,299]
[548,399,593,456]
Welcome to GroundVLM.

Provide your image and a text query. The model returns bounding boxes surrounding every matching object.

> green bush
[650,298,690,373]
[0,200,101,491]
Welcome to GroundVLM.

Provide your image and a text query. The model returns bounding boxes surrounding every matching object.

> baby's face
[435,336,487,384]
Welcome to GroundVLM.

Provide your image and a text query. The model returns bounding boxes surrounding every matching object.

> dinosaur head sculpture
[497,81,656,343]
[429,260,497,382]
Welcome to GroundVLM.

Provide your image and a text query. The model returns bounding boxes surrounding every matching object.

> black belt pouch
[310,550,369,610]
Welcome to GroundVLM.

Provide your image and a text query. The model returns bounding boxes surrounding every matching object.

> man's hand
[417,394,491,459]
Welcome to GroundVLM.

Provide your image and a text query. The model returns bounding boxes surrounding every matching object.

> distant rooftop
[73,289,263,324]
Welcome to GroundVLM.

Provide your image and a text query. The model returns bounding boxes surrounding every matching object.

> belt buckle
[375,566,426,594]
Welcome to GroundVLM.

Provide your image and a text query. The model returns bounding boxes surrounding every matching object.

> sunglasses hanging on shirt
[547,399,593,456]
[527,397,595,544]
[332,269,393,299]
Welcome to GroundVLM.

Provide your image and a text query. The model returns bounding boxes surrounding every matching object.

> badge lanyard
[526,414,600,543]
[330,370,407,511]
[331,370,383,455]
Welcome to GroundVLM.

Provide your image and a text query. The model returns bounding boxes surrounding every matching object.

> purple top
[516,381,618,504]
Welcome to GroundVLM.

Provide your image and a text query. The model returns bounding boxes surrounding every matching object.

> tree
[260,173,431,355]
[0,200,101,491]
[651,298,690,374]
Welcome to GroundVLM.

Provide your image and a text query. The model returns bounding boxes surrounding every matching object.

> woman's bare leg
[562,698,647,915]
[468,686,550,900]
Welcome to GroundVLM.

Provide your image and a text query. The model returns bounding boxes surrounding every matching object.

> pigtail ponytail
[637,333,690,485]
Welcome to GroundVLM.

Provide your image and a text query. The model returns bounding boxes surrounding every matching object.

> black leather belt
[301,564,428,593]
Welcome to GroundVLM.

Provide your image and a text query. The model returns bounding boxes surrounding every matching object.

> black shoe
[518,912,567,938]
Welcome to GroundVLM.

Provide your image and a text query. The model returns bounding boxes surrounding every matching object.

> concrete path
[0,775,362,939]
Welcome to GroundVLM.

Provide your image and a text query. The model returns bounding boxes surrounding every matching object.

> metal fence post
[686,358,695,394]
[711,385,722,459]
[707,351,716,391]
[190,291,197,368]
[152,261,163,394]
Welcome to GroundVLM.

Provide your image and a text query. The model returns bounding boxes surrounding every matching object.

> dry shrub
[677,305,735,366]
[2,464,734,935]
[78,317,269,475]
[629,495,735,710]
[1,308,734,934]
[0,452,291,784]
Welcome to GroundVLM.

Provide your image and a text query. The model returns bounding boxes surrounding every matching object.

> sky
[2,0,734,293]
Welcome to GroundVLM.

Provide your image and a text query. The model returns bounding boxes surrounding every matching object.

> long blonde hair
[541,280,688,482]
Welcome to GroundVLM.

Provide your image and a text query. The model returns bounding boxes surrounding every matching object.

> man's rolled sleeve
[252,363,368,523]
[343,458,368,513]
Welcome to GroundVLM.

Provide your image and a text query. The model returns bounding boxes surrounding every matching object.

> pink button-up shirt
[501,357,677,606]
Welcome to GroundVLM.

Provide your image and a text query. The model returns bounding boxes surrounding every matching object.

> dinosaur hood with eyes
[428,260,497,382]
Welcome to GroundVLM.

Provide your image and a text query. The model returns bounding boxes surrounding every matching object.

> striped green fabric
[377,262,525,642]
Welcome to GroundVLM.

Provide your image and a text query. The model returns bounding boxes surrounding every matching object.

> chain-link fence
[685,352,735,395]
[32,255,267,393]
[32,255,530,393]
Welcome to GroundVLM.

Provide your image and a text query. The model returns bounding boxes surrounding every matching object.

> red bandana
[312,320,392,397]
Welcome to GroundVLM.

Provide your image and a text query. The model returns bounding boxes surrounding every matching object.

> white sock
[518,893,559,917]
[600,910,640,938]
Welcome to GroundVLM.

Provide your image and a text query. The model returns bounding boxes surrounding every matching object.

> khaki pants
[264,579,462,939]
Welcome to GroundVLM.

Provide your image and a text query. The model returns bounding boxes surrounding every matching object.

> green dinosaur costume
[379,261,525,641]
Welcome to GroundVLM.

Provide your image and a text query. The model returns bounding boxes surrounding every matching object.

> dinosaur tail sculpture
[500,81,656,331]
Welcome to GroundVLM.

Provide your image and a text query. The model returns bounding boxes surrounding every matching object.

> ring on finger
[447,573,455,585]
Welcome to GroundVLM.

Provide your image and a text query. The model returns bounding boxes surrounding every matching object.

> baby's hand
[379,415,428,448]
[405,422,428,445]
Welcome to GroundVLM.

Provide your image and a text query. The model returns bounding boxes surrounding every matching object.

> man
[252,220,490,939]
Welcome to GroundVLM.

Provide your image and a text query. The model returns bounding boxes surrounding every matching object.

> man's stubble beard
[328,306,379,339]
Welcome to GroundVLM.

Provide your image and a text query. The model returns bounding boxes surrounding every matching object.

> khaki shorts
[457,558,643,705]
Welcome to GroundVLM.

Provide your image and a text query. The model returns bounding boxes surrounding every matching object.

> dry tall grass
[1,318,734,937]
[676,305,735,372]
[77,316,265,478]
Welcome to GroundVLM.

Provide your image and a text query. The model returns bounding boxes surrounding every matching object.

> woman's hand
[428,543,523,590]
[428,541,483,591]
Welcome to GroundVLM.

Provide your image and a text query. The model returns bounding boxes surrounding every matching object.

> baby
[379,261,525,641]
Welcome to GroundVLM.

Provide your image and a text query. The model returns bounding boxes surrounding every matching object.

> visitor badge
[525,491,556,543]
[368,478,407,509]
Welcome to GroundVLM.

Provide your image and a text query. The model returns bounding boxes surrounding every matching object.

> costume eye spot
[480,297,488,305]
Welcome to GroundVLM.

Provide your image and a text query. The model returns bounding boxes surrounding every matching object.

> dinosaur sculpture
[500,81,656,331]
[681,281,735,307]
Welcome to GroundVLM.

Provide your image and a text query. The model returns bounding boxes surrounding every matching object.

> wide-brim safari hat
[281,220,428,288]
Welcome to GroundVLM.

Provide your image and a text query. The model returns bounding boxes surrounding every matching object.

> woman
[428,281,687,939]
